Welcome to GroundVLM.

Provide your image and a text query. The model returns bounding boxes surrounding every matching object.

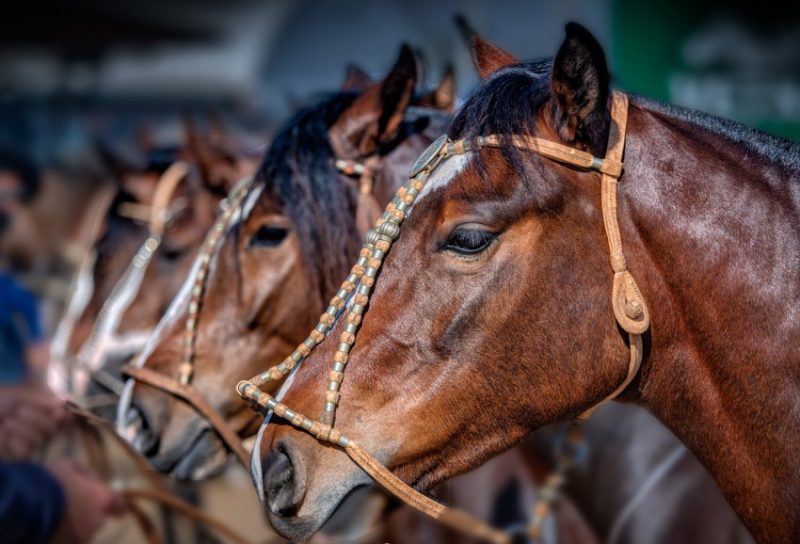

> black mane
[449,58,800,189]
[448,59,564,208]
[254,92,360,305]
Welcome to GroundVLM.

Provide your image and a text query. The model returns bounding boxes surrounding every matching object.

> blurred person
[0,148,49,383]
[0,383,124,543]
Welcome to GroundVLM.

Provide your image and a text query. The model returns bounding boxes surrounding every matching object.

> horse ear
[342,64,371,91]
[433,65,456,111]
[182,115,239,194]
[550,22,610,151]
[93,140,131,179]
[207,112,237,150]
[417,65,456,111]
[455,14,517,79]
[329,44,417,158]
[182,115,215,174]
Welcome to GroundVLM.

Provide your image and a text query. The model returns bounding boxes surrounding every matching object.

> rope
[64,402,255,544]
[122,366,250,468]
[121,489,253,544]
[606,445,686,544]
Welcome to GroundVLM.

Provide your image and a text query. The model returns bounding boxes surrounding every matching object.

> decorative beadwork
[178,176,257,385]
[237,133,449,430]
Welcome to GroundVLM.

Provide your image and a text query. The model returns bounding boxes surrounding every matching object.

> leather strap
[578,92,649,419]
[344,441,512,543]
[122,489,252,544]
[123,366,250,468]
[65,402,254,544]
[478,134,623,177]
[148,161,189,237]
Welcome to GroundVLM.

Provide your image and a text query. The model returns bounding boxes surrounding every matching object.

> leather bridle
[119,153,385,470]
[236,92,650,544]
[54,161,189,398]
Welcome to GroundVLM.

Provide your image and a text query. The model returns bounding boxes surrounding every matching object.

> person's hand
[25,341,51,384]
[0,384,68,460]
[47,459,126,544]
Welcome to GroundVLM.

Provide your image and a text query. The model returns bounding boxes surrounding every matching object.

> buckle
[408,134,449,178]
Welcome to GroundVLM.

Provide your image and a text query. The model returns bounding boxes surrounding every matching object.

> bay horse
[244,22,799,543]
[52,129,253,407]
[451,20,753,544]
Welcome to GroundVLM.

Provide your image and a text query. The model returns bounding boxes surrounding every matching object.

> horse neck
[621,99,800,541]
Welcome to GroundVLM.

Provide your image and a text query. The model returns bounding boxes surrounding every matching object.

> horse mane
[251,92,450,306]
[448,59,565,210]
[631,95,800,173]
[449,58,800,209]
[255,92,360,305]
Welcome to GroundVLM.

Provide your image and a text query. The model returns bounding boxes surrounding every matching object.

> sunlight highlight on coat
[406,153,469,214]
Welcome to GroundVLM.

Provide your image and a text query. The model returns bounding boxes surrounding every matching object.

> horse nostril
[263,447,303,517]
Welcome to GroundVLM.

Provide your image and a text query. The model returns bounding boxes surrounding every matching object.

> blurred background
[1,0,798,167]
[0,0,797,323]
[0,0,799,325]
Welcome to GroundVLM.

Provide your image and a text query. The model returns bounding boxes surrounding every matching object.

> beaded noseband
[237,92,650,544]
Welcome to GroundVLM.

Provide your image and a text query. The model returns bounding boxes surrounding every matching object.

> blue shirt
[0,272,42,383]
[0,462,65,543]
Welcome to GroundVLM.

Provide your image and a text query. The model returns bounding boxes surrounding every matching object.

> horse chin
[269,484,382,543]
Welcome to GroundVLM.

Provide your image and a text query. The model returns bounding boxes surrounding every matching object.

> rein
[236,92,650,544]
[64,402,254,544]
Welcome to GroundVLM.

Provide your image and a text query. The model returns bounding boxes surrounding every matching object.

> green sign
[612,0,800,141]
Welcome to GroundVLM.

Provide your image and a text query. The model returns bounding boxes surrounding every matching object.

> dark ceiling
[0,0,263,59]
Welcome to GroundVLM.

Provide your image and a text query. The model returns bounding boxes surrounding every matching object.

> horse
[51,127,253,408]
[120,45,600,543]
[524,403,753,543]
[447,20,752,544]
[245,22,799,543]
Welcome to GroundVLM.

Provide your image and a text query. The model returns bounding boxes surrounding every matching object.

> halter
[236,92,650,544]
[54,161,189,398]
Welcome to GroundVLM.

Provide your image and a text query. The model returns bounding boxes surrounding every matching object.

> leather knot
[611,271,650,335]
[609,253,627,273]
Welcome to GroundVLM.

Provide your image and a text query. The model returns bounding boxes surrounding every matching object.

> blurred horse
[50,126,255,412]
[123,43,452,481]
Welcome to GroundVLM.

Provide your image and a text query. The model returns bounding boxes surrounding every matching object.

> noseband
[237,92,650,543]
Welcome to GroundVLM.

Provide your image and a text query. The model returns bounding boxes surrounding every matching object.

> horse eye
[162,247,186,262]
[443,228,497,255]
[250,225,289,248]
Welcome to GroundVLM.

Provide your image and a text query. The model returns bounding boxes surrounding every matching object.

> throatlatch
[237,91,649,544]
